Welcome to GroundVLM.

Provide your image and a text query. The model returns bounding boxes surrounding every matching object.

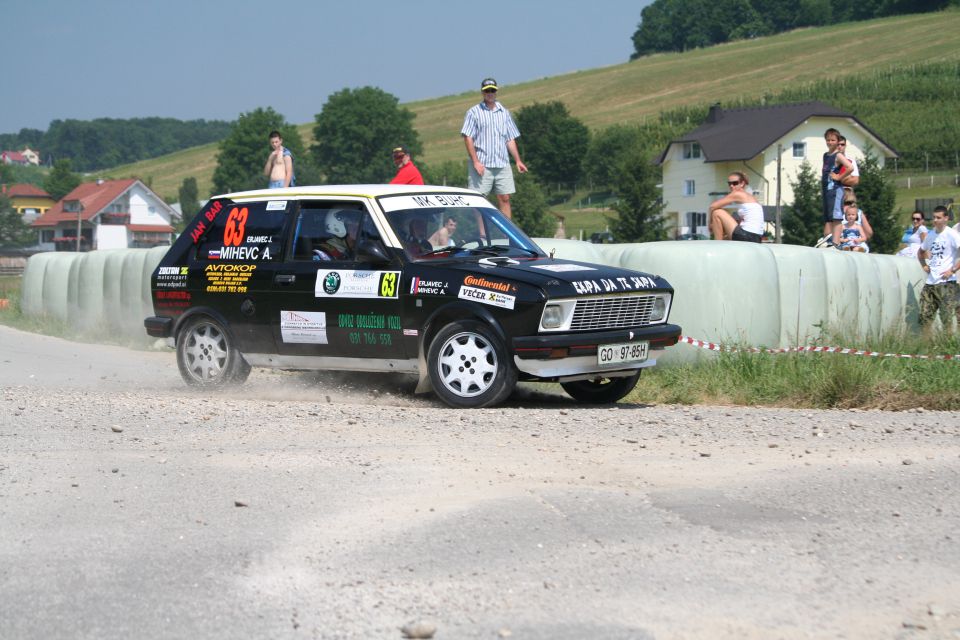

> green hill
[98,10,960,201]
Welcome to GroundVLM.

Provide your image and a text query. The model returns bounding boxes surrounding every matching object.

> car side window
[195,201,286,262]
[293,202,380,262]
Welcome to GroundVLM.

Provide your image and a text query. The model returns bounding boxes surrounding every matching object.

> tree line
[0,117,232,171]
[631,0,957,58]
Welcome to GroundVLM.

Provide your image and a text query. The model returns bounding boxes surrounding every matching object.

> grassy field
[95,10,960,202]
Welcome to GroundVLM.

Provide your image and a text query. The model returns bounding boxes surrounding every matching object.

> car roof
[215,184,478,202]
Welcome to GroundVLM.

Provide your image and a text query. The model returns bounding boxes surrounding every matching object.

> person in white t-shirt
[918,205,960,331]
[708,171,764,243]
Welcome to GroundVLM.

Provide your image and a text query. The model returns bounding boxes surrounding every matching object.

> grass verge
[630,330,960,410]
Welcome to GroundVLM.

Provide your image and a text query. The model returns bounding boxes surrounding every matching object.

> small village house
[31,178,179,251]
[656,101,899,239]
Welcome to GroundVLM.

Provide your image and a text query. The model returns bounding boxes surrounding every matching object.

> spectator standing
[264,131,294,188]
[461,77,527,219]
[821,128,852,242]
[831,136,860,189]
[897,211,928,259]
[707,172,764,243]
[389,146,424,185]
[918,205,960,331]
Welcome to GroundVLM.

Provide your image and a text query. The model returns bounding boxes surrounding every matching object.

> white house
[32,178,180,251]
[656,102,899,239]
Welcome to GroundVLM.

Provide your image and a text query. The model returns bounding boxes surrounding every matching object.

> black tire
[561,371,641,404]
[176,316,251,386]
[427,320,516,408]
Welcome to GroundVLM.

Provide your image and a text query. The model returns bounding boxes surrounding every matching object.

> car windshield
[379,195,544,261]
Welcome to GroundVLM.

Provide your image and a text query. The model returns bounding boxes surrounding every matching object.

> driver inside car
[314,210,359,261]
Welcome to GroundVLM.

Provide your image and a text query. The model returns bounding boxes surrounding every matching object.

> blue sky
[3,0,654,133]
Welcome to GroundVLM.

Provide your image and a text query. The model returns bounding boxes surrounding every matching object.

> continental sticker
[571,275,658,295]
[459,285,516,310]
[315,270,401,299]
[462,275,517,293]
[280,310,328,344]
[530,263,596,273]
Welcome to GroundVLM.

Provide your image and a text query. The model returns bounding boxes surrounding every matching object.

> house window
[105,202,126,214]
[63,200,82,213]
[682,143,701,159]
[688,212,706,229]
[793,142,806,158]
[41,230,54,243]
[683,180,695,196]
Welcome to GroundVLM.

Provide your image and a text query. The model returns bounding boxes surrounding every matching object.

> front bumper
[511,323,681,380]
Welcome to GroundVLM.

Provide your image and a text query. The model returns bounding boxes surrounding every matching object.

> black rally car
[145,186,681,408]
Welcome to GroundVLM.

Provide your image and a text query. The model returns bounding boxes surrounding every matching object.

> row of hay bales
[543,239,925,362]
[21,247,169,339]
[20,242,926,361]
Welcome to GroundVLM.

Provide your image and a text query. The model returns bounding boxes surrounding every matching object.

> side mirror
[356,238,391,264]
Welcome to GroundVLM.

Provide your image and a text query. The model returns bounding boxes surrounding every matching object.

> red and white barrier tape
[678,335,960,361]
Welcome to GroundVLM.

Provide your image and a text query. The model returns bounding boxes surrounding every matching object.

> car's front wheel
[561,371,641,404]
[427,320,516,408]
[176,316,251,386]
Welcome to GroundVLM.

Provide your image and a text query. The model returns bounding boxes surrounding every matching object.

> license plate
[597,341,648,366]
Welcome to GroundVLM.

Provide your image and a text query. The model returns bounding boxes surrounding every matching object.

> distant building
[31,178,180,251]
[1,183,56,221]
[20,148,41,165]
[656,101,899,239]
[1,151,29,166]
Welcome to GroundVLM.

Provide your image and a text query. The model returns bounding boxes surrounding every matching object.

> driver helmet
[324,210,348,238]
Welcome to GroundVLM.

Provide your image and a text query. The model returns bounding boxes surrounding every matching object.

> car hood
[442,256,672,297]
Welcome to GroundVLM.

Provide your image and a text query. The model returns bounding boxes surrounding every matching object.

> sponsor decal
[189,200,224,244]
[266,200,287,211]
[337,313,401,330]
[155,290,191,300]
[322,271,341,295]
[280,310,328,344]
[530,263,597,273]
[403,329,419,337]
[410,277,448,296]
[378,193,490,213]
[156,265,189,289]
[463,275,516,293]
[571,275,658,295]
[315,270,401,299]
[458,285,516,310]
[204,263,256,293]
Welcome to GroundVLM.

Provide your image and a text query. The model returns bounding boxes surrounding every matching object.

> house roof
[656,101,899,165]
[4,183,52,198]
[2,151,27,163]
[32,179,139,227]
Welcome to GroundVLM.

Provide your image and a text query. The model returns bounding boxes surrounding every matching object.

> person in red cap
[389,146,424,185]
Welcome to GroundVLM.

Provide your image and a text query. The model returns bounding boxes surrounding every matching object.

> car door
[270,199,408,362]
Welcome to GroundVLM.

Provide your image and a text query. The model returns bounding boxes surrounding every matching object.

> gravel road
[1,324,958,639]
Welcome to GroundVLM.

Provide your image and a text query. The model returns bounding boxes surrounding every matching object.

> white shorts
[468,164,515,196]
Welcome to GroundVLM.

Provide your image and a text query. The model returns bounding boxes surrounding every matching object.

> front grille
[569,295,658,331]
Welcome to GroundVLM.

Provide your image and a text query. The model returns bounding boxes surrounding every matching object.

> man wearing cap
[461,77,527,218]
[389,146,424,185]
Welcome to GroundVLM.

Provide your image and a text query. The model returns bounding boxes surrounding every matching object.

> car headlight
[541,304,564,329]
[649,295,669,322]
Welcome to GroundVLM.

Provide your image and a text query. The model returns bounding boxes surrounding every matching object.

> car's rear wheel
[427,320,516,408]
[176,316,250,386]
[561,371,641,404]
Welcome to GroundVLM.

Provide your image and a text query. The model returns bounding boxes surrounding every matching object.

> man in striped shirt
[461,77,528,219]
